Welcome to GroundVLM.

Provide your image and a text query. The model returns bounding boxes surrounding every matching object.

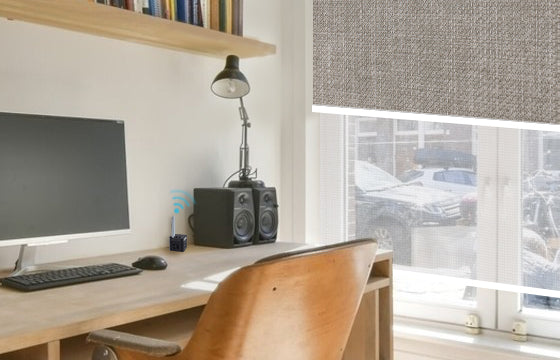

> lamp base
[228,179,265,189]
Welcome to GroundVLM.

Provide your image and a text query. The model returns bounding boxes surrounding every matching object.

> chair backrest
[181,239,377,360]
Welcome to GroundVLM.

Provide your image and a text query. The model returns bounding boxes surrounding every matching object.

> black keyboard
[1,263,142,291]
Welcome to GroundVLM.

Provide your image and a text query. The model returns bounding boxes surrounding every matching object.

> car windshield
[355,161,402,191]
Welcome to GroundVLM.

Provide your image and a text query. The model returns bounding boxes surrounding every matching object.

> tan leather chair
[87,239,377,360]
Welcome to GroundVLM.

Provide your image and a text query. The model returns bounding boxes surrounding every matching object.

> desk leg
[376,259,393,360]
[0,341,60,360]
[47,341,60,360]
[343,290,379,360]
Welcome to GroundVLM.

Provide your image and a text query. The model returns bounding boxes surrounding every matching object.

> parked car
[354,161,462,265]
[399,167,477,197]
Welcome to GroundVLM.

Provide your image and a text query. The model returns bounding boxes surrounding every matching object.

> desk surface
[0,242,390,354]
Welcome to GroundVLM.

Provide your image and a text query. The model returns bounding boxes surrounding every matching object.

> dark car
[354,161,462,265]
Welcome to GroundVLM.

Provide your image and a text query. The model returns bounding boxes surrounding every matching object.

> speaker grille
[259,209,277,240]
[234,209,254,244]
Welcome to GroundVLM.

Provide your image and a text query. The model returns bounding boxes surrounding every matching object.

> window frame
[317,112,560,338]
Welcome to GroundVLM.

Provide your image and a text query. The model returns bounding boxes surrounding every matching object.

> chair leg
[92,345,119,360]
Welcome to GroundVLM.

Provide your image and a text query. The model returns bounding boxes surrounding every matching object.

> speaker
[193,188,255,248]
[252,187,278,244]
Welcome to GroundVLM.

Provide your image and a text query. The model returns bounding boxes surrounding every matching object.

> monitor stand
[11,243,69,276]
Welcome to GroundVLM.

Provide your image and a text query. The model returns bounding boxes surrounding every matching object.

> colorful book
[150,0,162,17]
[200,0,209,28]
[225,0,232,33]
[132,0,144,12]
[176,0,186,22]
[192,0,203,26]
[232,0,242,36]
[142,0,150,14]
[169,0,176,20]
[218,0,226,32]
[110,0,125,8]
[209,0,220,30]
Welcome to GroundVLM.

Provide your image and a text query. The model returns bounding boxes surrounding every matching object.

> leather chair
[87,239,377,360]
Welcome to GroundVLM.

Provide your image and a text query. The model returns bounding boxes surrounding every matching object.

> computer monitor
[0,112,130,273]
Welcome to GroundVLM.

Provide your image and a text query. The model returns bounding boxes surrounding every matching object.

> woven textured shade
[313,0,559,124]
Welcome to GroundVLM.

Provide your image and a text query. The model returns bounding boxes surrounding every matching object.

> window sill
[394,317,560,360]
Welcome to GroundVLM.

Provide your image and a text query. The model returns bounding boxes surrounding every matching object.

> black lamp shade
[211,55,250,99]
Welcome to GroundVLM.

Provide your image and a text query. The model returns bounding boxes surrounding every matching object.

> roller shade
[313,0,559,124]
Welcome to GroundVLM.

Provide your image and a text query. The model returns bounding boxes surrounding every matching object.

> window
[319,114,560,338]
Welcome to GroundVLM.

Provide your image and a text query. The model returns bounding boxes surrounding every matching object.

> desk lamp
[212,54,264,188]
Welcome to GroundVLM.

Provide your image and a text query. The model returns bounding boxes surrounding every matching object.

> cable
[188,214,195,232]
[222,169,242,188]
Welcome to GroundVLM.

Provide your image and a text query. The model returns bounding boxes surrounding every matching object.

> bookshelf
[0,0,276,58]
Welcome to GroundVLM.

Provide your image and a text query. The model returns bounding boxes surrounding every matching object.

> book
[161,0,169,19]
[142,0,150,14]
[200,0,209,28]
[209,0,220,30]
[232,0,242,36]
[218,0,226,32]
[110,0,125,8]
[226,0,232,33]
[168,0,176,20]
[176,0,186,22]
[150,0,162,17]
[193,0,202,26]
[133,0,144,12]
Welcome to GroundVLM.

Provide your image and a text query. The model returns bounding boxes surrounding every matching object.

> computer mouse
[132,255,168,270]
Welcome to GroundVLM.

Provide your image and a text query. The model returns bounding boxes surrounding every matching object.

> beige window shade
[313,1,559,124]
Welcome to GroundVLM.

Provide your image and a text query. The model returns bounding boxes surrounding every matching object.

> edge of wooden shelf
[365,276,391,293]
[0,0,276,58]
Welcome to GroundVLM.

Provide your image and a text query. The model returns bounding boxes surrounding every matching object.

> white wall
[0,2,286,269]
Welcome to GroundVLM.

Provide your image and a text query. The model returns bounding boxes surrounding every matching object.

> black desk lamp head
[212,55,263,188]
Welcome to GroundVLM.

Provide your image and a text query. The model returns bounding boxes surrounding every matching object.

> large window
[319,114,560,338]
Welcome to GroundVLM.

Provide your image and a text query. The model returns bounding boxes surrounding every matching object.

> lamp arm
[238,97,251,180]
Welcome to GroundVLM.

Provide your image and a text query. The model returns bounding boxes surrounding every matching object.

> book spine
[225,0,232,33]
[218,0,226,32]
[168,0,176,20]
[110,0,125,8]
[142,0,150,14]
[201,0,209,28]
[209,0,219,30]
[186,0,193,24]
[192,0,202,26]
[176,0,186,22]
[161,0,169,18]
[133,0,143,12]
[232,0,242,36]
[153,0,162,17]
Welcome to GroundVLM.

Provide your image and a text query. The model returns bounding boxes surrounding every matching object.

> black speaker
[193,188,255,248]
[252,187,278,244]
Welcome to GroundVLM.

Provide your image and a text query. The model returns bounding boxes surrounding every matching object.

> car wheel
[370,221,411,265]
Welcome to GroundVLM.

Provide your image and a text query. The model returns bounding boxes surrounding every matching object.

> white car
[399,168,476,197]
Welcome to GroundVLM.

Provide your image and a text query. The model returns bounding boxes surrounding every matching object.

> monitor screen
[0,112,130,245]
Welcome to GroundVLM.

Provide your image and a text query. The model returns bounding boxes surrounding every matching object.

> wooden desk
[0,243,392,360]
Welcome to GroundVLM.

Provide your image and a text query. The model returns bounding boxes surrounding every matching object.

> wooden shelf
[364,276,391,293]
[0,0,276,58]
